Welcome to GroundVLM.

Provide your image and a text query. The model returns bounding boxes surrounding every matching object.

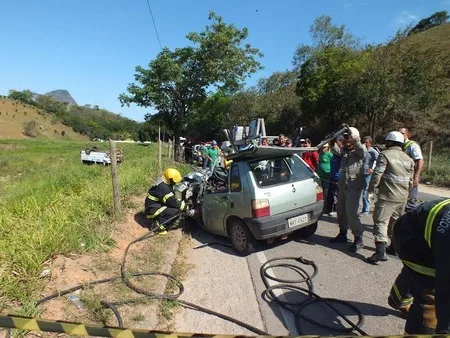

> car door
[202,164,242,236]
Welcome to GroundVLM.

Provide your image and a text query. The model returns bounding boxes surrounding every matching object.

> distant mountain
[44,89,77,106]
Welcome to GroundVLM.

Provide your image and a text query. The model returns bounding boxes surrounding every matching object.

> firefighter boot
[348,236,364,252]
[386,243,397,256]
[366,242,388,264]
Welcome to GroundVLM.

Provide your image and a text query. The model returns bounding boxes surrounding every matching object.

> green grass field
[422,151,450,188]
[0,139,183,311]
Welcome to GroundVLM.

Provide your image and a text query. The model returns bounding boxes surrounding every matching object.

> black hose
[36,214,268,335]
[260,257,368,336]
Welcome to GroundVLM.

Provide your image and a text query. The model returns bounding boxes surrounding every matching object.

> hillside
[45,89,77,105]
[0,98,87,140]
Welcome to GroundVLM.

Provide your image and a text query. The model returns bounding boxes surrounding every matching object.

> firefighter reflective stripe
[162,192,174,203]
[179,200,186,210]
[393,282,413,303]
[424,199,450,248]
[404,140,414,151]
[146,194,160,202]
[402,259,436,277]
[146,206,167,219]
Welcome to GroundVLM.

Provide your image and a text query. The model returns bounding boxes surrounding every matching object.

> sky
[1,0,449,122]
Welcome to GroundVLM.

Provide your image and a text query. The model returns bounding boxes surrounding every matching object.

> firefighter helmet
[163,168,182,185]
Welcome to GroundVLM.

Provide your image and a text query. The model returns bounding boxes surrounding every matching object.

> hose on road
[260,256,368,335]
[37,214,268,335]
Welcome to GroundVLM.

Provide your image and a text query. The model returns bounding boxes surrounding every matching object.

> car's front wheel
[228,219,257,256]
[296,221,318,238]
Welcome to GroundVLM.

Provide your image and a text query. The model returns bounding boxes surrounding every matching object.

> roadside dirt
[22,195,184,336]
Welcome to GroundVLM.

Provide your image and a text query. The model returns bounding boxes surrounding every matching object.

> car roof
[226,145,317,161]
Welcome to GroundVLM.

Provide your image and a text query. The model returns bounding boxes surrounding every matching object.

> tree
[293,15,359,70]
[120,11,262,158]
[408,10,449,36]
[8,90,35,105]
[35,95,68,116]
[23,120,39,137]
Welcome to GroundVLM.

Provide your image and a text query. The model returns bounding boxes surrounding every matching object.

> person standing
[200,142,208,170]
[278,134,287,147]
[399,127,424,211]
[361,136,379,215]
[366,131,414,263]
[330,127,367,252]
[301,138,319,171]
[316,143,333,202]
[183,138,193,164]
[388,198,450,334]
[325,137,343,215]
[206,140,219,170]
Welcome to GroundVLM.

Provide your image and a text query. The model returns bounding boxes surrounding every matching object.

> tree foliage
[408,10,449,36]
[8,90,35,105]
[119,11,263,153]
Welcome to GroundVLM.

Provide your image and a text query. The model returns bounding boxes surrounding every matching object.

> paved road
[173,189,446,336]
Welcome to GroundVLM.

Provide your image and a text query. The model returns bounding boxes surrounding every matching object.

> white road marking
[256,251,298,335]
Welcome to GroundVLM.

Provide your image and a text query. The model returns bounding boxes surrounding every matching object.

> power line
[145,0,162,50]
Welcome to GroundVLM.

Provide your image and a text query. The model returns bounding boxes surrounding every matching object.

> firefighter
[366,131,414,263]
[388,198,450,334]
[144,168,194,234]
[330,126,367,252]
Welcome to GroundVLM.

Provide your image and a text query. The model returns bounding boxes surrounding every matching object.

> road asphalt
[172,187,447,336]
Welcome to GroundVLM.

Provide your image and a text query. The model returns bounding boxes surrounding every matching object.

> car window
[249,155,314,187]
[230,164,241,192]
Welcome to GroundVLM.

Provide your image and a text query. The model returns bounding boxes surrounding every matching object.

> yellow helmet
[163,168,182,185]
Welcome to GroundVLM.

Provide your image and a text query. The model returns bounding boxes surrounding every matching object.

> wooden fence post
[109,139,121,216]
[158,126,162,172]
[428,140,433,169]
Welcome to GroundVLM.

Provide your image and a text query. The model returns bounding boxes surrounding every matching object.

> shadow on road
[264,288,404,336]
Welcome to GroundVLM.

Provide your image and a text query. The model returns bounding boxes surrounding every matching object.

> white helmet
[349,127,360,139]
[385,131,404,143]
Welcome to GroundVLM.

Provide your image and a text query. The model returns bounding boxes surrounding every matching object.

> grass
[0,138,184,310]
[421,151,450,188]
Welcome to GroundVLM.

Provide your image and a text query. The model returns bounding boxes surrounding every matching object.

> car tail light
[251,199,270,218]
[316,185,324,202]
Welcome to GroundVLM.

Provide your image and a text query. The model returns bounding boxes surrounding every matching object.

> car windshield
[249,155,314,188]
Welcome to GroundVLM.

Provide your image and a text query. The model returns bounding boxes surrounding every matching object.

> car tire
[228,219,257,256]
[296,221,318,238]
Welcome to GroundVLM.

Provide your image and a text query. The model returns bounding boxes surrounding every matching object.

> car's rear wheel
[296,221,318,238]
[228,219,257,256]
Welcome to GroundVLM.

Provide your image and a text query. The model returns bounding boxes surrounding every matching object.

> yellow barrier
[0,314,447,338]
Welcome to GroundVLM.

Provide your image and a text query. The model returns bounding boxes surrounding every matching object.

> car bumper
[243,201,323,240]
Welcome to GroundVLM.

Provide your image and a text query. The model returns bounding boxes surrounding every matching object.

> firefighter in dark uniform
[388,198,450,334]
[144,168,193,234]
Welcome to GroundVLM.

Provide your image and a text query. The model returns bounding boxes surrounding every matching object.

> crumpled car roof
[226,145,317,161]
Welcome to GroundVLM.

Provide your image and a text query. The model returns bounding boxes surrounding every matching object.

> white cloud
[393,10,418,28]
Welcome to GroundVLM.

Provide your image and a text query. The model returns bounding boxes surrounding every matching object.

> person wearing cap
[206,140,219,170]
[144,168,193,234]
[366,131,414,263]
[330,126,368,252]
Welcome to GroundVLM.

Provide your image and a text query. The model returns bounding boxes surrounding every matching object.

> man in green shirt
[206,140,219,170]
[317,143,333,200]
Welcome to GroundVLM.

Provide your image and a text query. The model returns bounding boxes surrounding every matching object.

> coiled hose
[260,256,368,335]
[36,214,268,335]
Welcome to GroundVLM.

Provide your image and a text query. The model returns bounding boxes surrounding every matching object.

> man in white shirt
[399,127,424,212]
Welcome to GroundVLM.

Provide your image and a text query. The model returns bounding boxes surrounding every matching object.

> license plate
[288,214,309,228]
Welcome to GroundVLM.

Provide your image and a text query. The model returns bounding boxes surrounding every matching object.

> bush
[23,120,39,137]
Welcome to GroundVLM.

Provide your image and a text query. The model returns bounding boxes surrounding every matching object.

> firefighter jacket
[144,178,186,218]
[331,138,366,189]
[393,199,450,333]
[369,146,415,202]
